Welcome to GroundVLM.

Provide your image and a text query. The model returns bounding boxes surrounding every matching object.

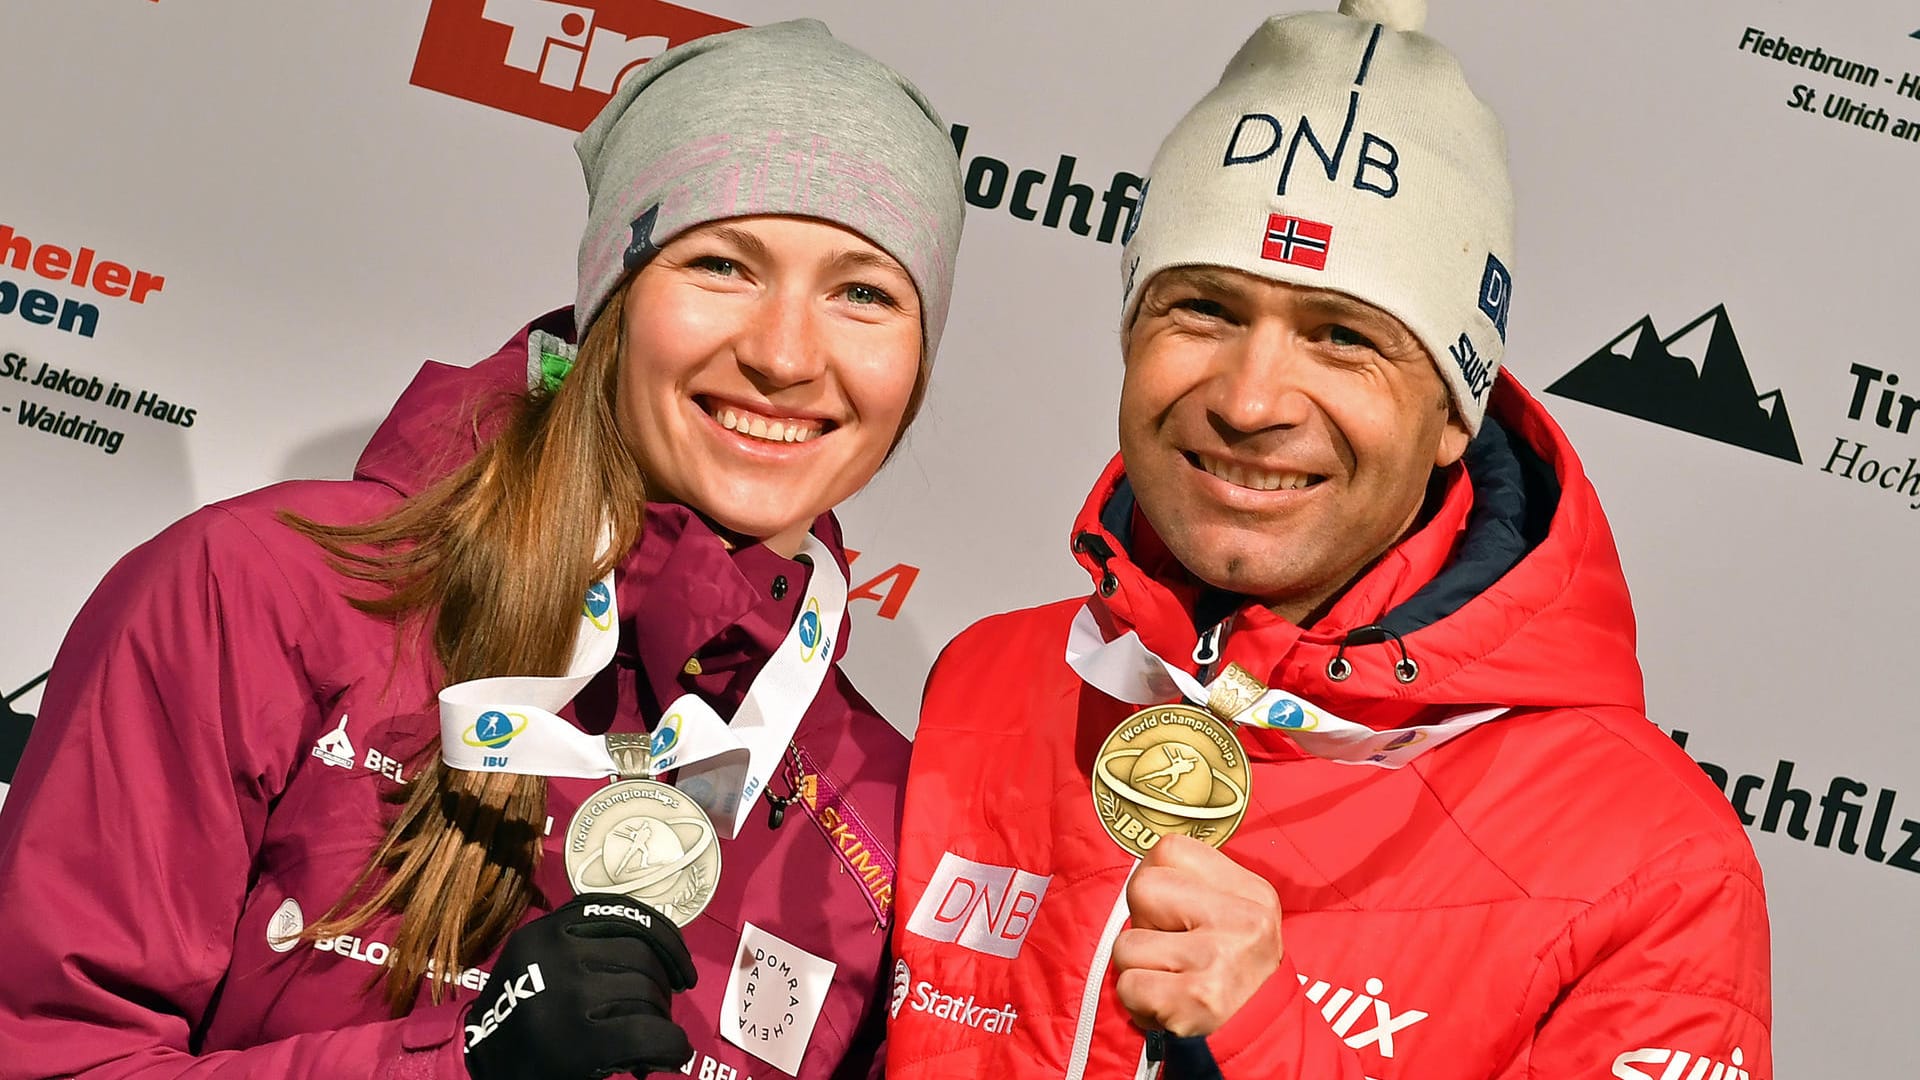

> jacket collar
[609,502,852,728]
[353,311,856,730]
[1066,374,1643,738]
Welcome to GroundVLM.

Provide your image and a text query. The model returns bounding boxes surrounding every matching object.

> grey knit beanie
[1120,0,1514,432]
[572,19,965,361]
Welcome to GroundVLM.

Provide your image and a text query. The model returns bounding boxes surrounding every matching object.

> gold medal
[1092,703,1251,858]
[564,778,721,926]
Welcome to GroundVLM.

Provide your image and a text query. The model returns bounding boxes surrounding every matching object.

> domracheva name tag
[720,922,836,1075]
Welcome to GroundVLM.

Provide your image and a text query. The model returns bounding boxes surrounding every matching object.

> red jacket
[888,378,1771,1080]
[0,313,907,1080]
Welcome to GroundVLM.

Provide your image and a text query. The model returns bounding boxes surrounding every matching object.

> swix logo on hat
[410,0,745,131]
[1262,213,1332,270]
[904,852,1050,959]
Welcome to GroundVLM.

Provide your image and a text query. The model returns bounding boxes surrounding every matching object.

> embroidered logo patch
[904,852,1050,959]
[1478,253,1512,342]
[793,746,895,923]
[266,896,304,953]
[1262,213,1332,270]
[311,714,356,769]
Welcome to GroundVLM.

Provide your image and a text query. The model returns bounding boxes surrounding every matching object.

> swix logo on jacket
[1296,972,1428,1057]
[1611,1046,1755,1080]
[465,962,546,1048]
[903,852,1050,959]
[409,0,744,131]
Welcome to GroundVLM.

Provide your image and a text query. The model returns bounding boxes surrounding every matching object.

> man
[886,1,1771,1078]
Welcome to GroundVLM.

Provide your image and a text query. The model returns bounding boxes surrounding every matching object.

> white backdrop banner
[4,2,1917,1074]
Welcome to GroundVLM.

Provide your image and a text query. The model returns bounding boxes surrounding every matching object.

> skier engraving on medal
[1092,704,1250,858]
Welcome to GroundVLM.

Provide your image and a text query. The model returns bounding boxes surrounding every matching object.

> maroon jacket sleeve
[0,507,465,1080]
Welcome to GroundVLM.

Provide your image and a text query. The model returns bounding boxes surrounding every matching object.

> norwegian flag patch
[1261,213,1332,270]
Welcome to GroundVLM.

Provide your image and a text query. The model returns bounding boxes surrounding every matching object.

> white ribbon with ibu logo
[438,532,847,840]
[1065,605,1505,768]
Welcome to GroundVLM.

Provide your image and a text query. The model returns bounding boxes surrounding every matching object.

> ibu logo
[1265,698,1319,731]
[650,714,681,763]
[465,710,530,767]
[798,597,824,662]
[583,581,614,631]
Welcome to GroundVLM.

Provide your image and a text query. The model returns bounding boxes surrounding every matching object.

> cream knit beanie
[1119,0,1514,431]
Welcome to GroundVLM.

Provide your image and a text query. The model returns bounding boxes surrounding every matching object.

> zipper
[1134,1030,1166,1080]
[1064,868,1137,1080]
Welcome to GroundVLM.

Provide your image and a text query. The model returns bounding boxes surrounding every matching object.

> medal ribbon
[439,533,848,838]
[1065,605,1505,768]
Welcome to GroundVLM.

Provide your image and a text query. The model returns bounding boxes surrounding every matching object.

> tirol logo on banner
[1553,300,1920,515]
[1548,304,1803,464]
[409,0,746,131]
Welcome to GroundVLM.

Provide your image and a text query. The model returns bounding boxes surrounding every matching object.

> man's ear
[1435,411,1472,469]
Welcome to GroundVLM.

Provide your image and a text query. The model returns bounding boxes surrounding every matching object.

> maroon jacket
[0,313,909,1080]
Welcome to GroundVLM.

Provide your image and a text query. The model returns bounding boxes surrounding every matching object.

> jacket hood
[1069,373,1645,727]
[350,310,858,662]
[354,309,571,497]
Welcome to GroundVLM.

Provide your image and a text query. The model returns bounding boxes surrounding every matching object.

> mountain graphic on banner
[1548,304,1802,463]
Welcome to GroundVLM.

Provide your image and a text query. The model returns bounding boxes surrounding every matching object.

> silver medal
[564,777,721,926]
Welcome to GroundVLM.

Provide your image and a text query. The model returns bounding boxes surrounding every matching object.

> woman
[0,20,963,1080]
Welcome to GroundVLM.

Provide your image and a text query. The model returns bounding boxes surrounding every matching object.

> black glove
[464,893,698,1080]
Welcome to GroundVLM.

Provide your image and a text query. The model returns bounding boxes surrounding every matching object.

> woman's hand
[463,893,697,1080]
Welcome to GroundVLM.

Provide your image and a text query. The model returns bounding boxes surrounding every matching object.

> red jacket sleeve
[1191,858,1771,1080]
[0,507,465,1080]
[1176,952,1369,1079]
[1497,861,1772,1080]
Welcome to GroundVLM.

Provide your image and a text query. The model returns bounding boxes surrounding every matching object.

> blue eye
[846,283,895,307]
[690,256,736,276]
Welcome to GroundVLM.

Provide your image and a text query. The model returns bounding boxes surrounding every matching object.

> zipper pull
[1134,1029,1167,1080]
[764,744,808,829]
[1193,615,1233,684]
